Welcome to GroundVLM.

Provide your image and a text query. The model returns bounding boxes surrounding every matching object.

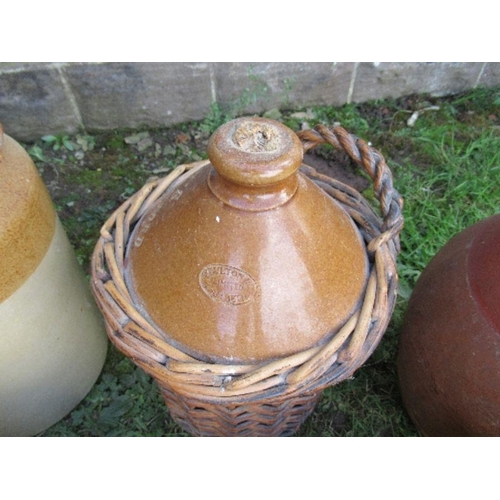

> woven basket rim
[91,125,403,404]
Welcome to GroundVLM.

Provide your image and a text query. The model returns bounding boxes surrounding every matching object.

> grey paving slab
[0,63,55,72]
[0,65,80,141]
[478,62,500,87]
[351,62,485,102]
[1,62,498,141]
[64,62,213,131]
[213,62,354,113]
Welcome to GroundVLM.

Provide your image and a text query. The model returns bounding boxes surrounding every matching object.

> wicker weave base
[91,124,403,437]
[161,384,320,437]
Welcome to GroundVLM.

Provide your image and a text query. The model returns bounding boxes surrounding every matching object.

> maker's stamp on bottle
[199,264,257,306]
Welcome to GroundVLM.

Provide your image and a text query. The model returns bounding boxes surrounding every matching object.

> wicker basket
[91,124,403,436]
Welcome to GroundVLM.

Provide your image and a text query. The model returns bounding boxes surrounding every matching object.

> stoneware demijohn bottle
[91,115,403,436]
[125,117,369,365]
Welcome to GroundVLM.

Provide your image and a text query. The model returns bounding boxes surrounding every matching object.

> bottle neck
[207,167,299,212]
[206,117,304,212]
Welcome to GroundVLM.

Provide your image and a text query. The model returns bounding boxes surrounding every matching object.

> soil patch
[303,151,370,193]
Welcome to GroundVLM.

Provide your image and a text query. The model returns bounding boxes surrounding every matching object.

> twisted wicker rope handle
[297,125,403,254]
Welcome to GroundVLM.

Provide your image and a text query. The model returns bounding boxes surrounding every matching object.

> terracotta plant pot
[0,126,108,436]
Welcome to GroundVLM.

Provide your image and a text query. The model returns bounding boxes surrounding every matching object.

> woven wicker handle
[298,125,403,253]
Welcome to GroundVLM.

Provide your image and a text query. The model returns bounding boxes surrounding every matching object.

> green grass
[23,85,500,437]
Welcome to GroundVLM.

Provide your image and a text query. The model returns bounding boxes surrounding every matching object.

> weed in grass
[199,102,231,135]
[20,85,500,437]
[451,86,500,112]
[41,134,76,151]
[199,70,273,136]
[313,103,371,137]
[199,67,300,136]
[28,144,47,162]
[41,346,187,437]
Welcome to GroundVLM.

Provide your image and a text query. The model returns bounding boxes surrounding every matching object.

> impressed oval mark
[199,264,257,306]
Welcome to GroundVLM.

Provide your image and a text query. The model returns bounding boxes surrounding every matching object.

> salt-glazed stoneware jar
[92,117,403,436]
[398,214,500,436]
[0,125,108,436]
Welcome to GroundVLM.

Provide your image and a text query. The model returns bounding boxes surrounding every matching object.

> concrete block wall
[1,62,498,141]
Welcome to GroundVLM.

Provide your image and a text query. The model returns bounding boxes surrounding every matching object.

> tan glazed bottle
[125,118,369,364]
[0,126,108,436]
